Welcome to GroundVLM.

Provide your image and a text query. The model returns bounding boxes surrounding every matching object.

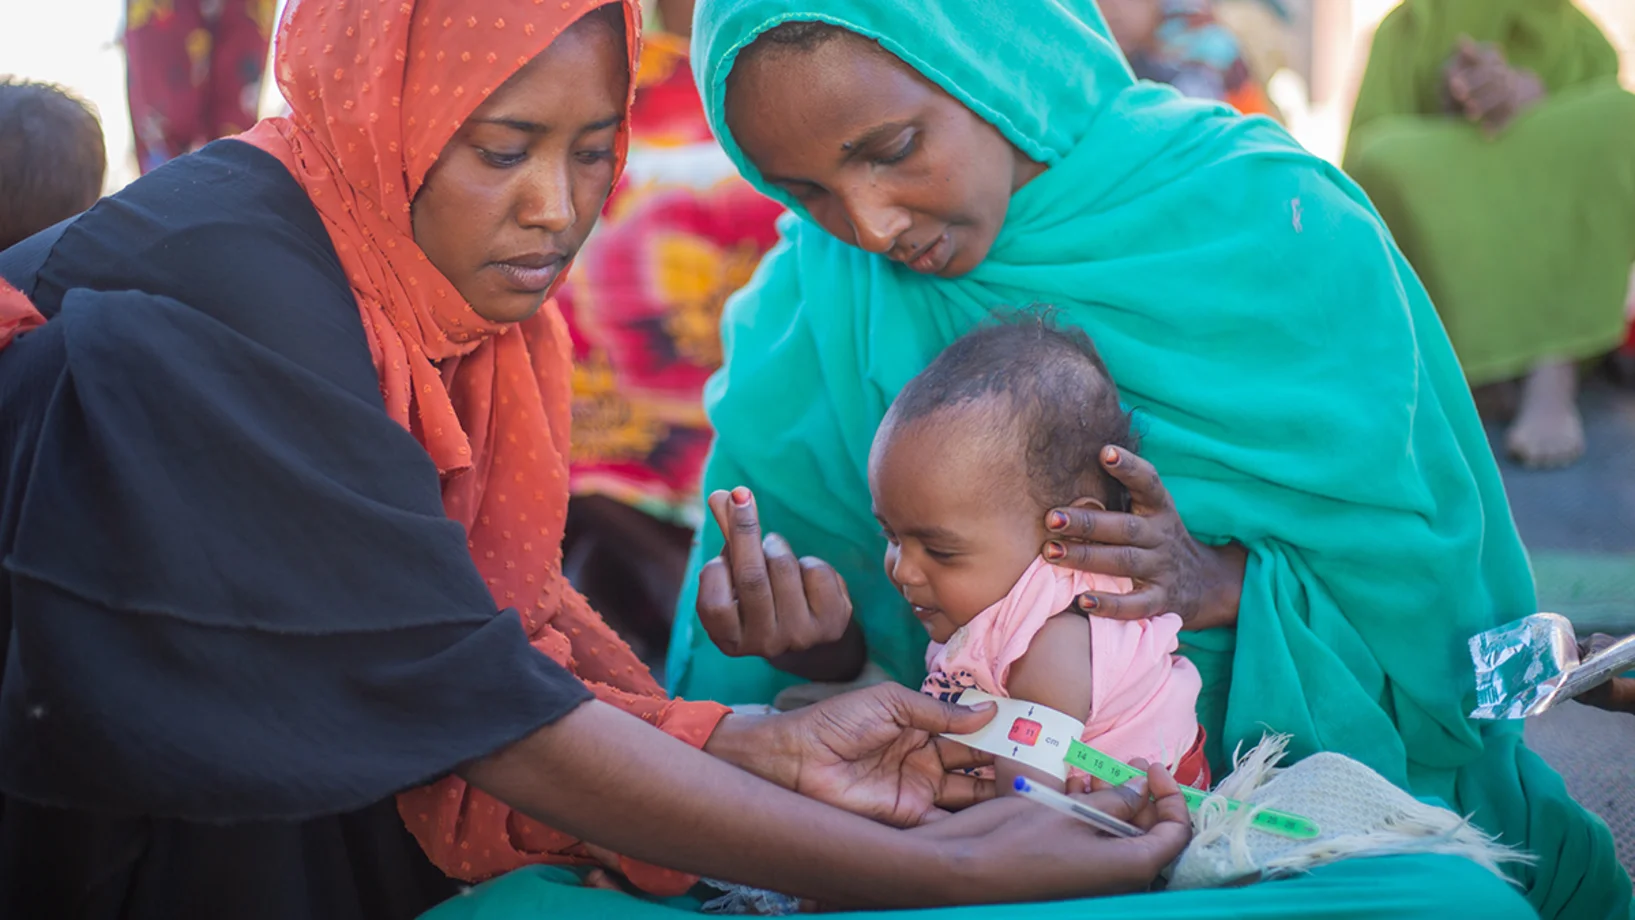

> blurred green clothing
[1345,0,1635,384]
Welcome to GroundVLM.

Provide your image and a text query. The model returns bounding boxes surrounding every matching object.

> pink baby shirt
[922,556,1204,778]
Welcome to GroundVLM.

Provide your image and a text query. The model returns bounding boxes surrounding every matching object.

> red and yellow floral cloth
[555,30,784,526]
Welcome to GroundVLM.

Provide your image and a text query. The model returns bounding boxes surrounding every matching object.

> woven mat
[1525,701,1635,877]
[1532,552,1635,635]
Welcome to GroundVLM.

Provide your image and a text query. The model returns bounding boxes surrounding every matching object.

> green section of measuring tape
[1065,740,1320,840]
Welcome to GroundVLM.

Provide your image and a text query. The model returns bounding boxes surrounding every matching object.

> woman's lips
[906,232,951,275]
[492,256,566,293]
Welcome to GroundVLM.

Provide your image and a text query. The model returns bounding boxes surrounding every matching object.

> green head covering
[671,3,1632,914]
[692,0,1128,191]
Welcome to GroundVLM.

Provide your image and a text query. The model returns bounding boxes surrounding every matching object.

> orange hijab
[242,0,636,471]
[241,0,638,622]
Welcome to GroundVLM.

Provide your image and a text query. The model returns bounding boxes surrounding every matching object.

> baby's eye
[924,548,959,563]
[878,528,899,545]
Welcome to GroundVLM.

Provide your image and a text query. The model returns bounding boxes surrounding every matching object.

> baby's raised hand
[696,487,865,681]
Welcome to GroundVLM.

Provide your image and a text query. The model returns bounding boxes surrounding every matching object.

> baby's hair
[887,312,1139,513]
[0,78,106,251]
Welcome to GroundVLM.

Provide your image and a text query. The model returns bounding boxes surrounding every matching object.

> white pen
[1012,776,1144,839]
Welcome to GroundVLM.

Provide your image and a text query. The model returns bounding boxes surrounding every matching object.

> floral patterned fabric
[125,0,278,173]
[555,31,783,526]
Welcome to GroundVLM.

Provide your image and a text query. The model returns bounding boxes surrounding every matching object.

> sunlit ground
[2,1,1633,191]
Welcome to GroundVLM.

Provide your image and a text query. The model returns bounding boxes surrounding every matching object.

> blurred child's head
[0,78,106,251]
[1100,0,1163,58]
[868,315,1137,642]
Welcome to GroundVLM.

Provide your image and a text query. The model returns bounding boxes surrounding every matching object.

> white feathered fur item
[1167,734,1533,889]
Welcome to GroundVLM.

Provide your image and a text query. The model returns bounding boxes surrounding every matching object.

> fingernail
[1043,541,1065,561]
[1076,593,1098,612]
[1102,446,1121,466]
[1046,511,1068,531]
[731,487,752,507]
[764,533,790,555]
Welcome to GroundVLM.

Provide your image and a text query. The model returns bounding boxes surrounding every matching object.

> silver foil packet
[1470,613,1635,720]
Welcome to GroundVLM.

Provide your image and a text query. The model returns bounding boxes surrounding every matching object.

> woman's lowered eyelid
[477,147,528,168]
[874,130,916,165]
[775,179,824,201]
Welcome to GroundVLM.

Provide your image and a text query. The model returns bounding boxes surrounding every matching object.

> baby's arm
[998,611,1093,793]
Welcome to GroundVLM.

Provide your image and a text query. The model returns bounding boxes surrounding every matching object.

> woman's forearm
[460,699,949,907]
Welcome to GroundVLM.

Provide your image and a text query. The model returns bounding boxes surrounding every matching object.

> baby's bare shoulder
[1005,612,1093,723]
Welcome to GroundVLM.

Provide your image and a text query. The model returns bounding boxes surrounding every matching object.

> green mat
[1531,551,1635,634]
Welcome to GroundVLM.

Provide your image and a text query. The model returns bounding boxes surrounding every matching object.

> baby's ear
[1068,496,1106,512]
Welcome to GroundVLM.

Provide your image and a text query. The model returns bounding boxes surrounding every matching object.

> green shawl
[669,2,1630,914]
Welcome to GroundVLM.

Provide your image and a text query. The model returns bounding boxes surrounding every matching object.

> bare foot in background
[1505,360,1584,468]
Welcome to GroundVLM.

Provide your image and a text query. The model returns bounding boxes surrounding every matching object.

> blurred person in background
[1344,0,1635,468]
[0,79,107,250]
[1214,0,1296,99]
[1102,0,1278,119]
[555,0,783,663]
[124,0,277,173]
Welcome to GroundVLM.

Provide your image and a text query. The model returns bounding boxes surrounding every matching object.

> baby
[0,78,106,251]
[869,317,1209,791]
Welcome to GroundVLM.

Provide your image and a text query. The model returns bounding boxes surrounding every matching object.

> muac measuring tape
[940,690,1319,841]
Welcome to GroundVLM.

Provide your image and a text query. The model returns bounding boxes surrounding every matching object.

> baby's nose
[891,558,927,590]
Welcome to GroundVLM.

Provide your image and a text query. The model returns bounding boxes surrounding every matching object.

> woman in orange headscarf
[0,0,1195,916]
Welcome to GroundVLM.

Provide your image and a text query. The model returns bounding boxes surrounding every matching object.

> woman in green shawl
[1344,0,1635,469]
[648,0,1630,917]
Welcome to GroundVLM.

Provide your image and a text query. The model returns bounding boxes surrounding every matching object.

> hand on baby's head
[868,317,1136,640]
